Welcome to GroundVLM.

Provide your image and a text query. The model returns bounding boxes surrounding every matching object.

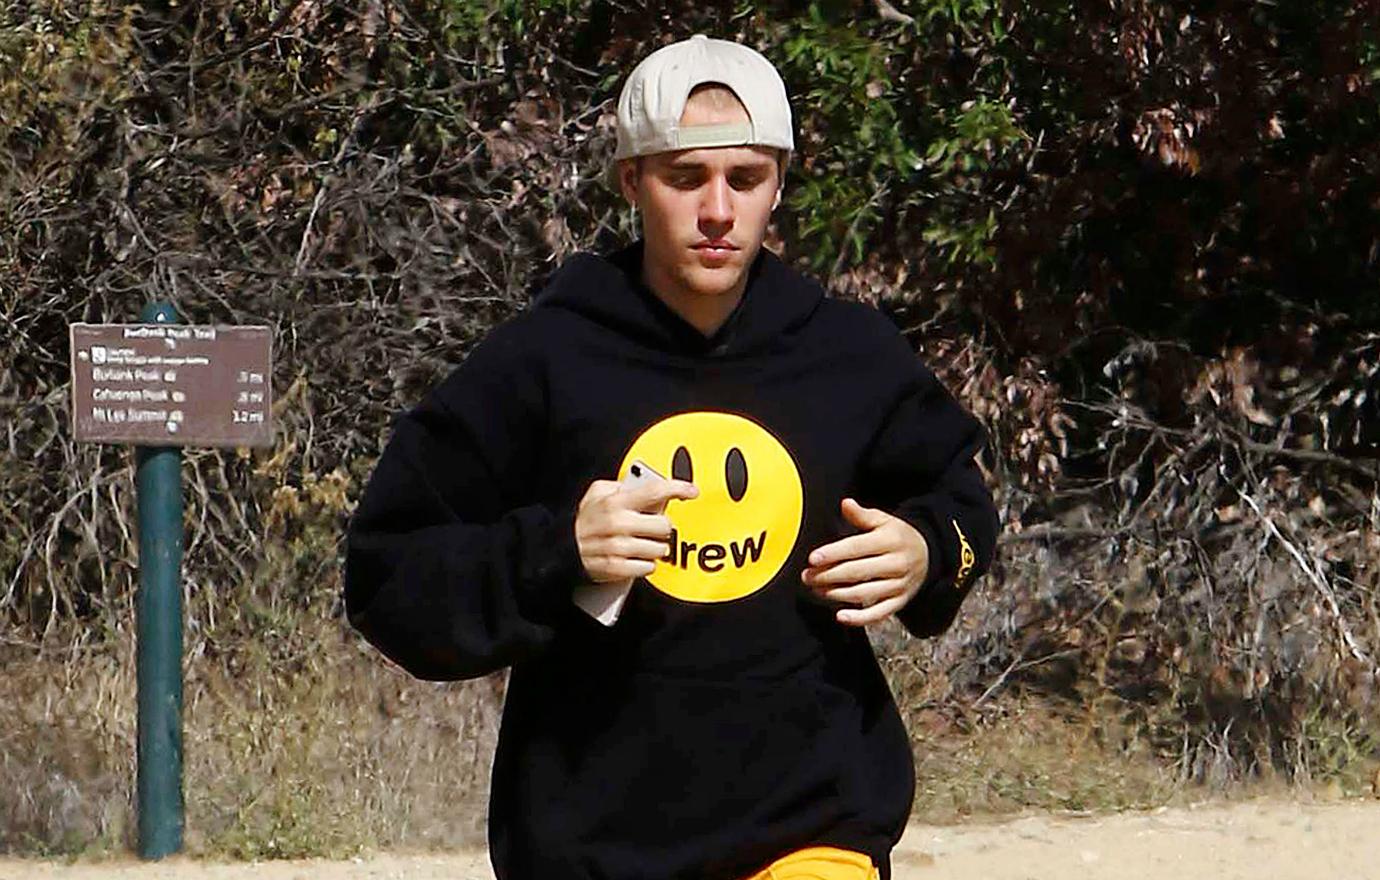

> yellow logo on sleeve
[952,519,975,588]
[618,410,803,603]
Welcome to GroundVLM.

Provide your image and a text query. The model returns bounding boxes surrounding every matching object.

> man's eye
[666,173,765,190]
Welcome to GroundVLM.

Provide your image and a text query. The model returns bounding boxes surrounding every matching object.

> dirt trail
[2,797,1376,880]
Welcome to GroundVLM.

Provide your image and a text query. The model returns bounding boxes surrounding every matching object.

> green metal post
[135,301,184,858]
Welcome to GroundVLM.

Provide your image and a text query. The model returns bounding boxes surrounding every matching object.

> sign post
[70,305,274,858]
[133,301,185,859]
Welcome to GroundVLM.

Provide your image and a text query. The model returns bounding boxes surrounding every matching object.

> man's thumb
[657,478,700,503]
[841,496,886,527]
[624,476,698,511]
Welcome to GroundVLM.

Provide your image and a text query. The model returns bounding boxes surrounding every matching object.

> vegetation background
[2,0,1378,859]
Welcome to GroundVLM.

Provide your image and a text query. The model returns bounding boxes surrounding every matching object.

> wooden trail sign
[69,305,276,860]
[70,322,274,448]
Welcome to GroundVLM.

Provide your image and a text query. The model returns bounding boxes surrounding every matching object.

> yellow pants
[741,845,880,880]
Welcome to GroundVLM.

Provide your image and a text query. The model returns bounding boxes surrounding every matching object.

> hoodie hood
[532,238,824,358]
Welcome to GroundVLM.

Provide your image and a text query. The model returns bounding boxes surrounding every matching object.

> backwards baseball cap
[611,34,795,165]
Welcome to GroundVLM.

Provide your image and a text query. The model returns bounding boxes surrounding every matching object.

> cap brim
[601,148,793,195]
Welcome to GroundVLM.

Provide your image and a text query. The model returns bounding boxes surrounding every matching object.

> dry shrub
[3,0,1379,857]
[1,602,508,857]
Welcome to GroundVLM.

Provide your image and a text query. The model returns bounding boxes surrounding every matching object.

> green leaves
[787,174,885,268]
[769,0,1022,273]
[776,3,924,270]
[440,0,584,45]
[922,205,997,267]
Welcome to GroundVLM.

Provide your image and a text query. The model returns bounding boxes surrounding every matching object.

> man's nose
[699,176,733,227]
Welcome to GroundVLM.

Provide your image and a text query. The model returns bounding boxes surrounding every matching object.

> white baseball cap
[612,34,795,162]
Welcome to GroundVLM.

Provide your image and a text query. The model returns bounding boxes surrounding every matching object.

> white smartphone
[571,459,668,626]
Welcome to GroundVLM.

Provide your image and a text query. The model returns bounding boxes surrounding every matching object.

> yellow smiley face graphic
[617,411,804,603]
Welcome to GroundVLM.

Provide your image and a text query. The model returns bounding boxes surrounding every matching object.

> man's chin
[678,262,747,296]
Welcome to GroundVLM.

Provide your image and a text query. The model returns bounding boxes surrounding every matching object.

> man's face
[617,98,782,302]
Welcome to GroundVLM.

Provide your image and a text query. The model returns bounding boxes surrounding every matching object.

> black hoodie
[343,238,1000,880]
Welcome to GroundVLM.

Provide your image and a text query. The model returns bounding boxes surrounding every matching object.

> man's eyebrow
[665,157,775,172]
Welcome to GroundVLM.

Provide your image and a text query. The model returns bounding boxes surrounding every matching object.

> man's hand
[574,476,699,584]
[800,497,930,626]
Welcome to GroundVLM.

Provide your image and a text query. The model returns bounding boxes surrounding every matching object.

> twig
[1235,487,1376,673]
[875,0,915,25]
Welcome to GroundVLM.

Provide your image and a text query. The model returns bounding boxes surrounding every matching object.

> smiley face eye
[725,446,747,501]
[672,445,693,484]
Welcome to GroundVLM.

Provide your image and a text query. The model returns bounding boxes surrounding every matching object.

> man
[344,33,999,880]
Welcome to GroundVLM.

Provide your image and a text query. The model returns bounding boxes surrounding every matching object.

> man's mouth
[693,240,738,255]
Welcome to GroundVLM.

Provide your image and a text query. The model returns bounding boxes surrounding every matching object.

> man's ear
[617,157,640,207]
[771,188,781,211]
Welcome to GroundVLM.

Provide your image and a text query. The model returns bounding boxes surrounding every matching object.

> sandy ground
[3,797,1378,880]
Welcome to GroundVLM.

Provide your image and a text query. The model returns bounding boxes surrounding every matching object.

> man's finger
[586,479,623,502]
[816,577,908,607]
[618,509,675,540]
[613,535,674,562]
[801,554,885,588]
[805,529,891,568]
[802,555,905,589]
[836,593,908,626]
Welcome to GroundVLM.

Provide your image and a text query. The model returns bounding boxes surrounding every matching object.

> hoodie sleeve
[854,330,1001,640]
[343,318,589,681]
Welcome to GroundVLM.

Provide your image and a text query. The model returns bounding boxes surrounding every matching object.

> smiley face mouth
[659,528,766,573]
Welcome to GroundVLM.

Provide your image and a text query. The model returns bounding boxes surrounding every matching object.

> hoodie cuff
[518,501,590,620]
[907,512,950,593]
[890,501,968,638]
[890,501,952,589]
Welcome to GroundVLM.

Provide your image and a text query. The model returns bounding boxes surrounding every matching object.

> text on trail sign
[70,323,274,448]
